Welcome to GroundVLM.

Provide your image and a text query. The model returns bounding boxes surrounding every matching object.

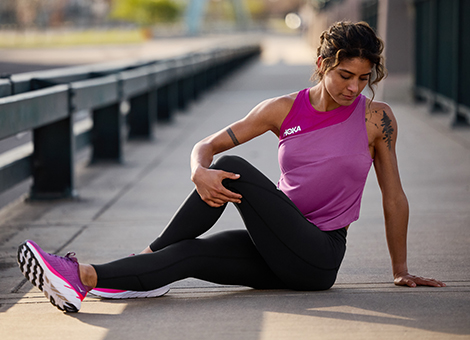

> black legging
[93,155,347,291]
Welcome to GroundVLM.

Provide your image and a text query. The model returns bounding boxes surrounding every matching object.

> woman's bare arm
[370,102,445,287]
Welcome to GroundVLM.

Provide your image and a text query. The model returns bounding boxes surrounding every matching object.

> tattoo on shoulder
[226,127,240,146]
[380,110,394,150]
[365,110,379,129]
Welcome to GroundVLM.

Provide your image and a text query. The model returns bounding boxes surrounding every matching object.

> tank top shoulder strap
[349,94,369,146]
[280,88,309,138]
[352,94,367,122]
[290,88,309,116]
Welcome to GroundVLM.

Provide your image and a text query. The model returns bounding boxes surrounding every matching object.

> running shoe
[17,240,91,313]
[89,285,170,299]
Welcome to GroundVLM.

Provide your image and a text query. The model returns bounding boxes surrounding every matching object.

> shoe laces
[64,252,92,292]
[64,252,79,264]
[43,250,77,263]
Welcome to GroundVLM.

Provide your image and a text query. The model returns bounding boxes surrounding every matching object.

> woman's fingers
[194,169,243,206]
[412,276,446,287]
[203,186,242,206]
[394,274,446,288]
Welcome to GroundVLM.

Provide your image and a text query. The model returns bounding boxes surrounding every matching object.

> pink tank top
[278,89,373,231]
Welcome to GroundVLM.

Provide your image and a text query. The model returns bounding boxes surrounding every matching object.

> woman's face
[321,57,373,107]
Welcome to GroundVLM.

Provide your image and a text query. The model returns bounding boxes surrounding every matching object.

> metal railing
[0,43,261,200]
[414,0,470,127]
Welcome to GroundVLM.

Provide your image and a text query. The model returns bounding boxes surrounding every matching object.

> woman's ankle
[140,246,153,254]
[79,264,98,289]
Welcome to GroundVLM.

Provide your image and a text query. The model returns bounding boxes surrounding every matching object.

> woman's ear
[316,56,324,75]
[316,56,323,69]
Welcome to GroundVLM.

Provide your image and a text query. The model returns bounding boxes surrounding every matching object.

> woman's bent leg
[149,190,227,251]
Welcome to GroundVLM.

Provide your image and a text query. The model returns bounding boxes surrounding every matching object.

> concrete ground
[0,34,469,340]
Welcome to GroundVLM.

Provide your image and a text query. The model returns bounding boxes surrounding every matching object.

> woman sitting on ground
[17,21,445,313]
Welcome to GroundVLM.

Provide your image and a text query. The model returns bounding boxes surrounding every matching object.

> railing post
[156,84,172,122]
[429,0,445,113]
[30,116,75,199]
[91,103,124,163]
[122,66,155,139]
[452,0,469,127]
[128,91,156,139]
[177,73,190,112]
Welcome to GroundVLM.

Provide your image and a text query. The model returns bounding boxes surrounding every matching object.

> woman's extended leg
[94,230,287,290]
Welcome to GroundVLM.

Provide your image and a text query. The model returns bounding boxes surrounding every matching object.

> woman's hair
[313,21,387,99]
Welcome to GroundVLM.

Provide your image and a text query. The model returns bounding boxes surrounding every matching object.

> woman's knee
[211,155,250,173]
[211,155,254,175]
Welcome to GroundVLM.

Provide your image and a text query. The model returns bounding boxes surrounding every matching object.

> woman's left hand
[394,272,446,287]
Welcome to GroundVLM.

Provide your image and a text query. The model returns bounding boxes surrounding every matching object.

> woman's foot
[17,240,91,313]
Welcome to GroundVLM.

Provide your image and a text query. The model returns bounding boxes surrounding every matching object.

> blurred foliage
[245,0,267,21]
[111,0,183,26]
[205,0,235,22]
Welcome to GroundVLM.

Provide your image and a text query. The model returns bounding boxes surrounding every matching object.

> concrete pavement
[0,35,469,339]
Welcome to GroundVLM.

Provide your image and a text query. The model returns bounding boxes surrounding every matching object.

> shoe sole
[89,286,170,299]
[17,241,81,313]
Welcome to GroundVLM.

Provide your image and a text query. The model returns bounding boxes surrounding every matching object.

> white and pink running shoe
[89,285,170,299]
[17,240,91,313]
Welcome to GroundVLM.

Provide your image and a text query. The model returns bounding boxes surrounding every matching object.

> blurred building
[0,0,112,29]
[262,0,305,17]
[301,0,469,125]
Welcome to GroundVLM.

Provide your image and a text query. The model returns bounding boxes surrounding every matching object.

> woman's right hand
[192,166,242,208]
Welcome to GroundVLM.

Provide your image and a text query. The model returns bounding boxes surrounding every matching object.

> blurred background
[2,0,467,105]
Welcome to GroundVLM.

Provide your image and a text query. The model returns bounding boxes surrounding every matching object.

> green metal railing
[0,43,261,200]
[361,0,378,32]
[414,0,469,126]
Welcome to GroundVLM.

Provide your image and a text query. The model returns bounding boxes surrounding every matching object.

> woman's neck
[309,84,341,112]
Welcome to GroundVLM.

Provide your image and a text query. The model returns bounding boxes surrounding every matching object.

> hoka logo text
[283,126,301,137]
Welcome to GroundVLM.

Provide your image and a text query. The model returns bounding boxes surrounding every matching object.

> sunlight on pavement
[259,308,468,340]
[308,305,413,320]
[0,300,127,340]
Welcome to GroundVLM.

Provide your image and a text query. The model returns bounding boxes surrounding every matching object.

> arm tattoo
[381,110,394,150]
[226,128,240,146]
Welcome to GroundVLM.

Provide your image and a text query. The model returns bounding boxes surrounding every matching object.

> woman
[17,21,445,313]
